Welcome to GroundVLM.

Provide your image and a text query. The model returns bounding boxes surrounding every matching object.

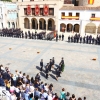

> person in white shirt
[48,93,52,100]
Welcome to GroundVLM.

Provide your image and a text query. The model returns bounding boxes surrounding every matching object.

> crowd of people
[0,60,86,100]
[68,34,100,45]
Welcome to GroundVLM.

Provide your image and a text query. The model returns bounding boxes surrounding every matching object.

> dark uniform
[56,34,58,42]
[68,36,70,42]
[92,37,95,44]
[49,59,52,71]
[40,59,43,71]
[80,36,82,43]
[45,64,49,79]
[59,35,61,40]
[62,34,64,41]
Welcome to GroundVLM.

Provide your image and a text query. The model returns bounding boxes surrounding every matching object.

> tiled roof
[59,6,100,10]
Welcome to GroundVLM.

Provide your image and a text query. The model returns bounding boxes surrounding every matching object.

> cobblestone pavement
[0,37,100,100]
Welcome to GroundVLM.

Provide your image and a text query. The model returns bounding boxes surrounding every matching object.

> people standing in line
[59,34,61,41]
[68,36,70,42]
[40,59,43,71]
[56,34,58,42]
[59,57,65,72]
[45,63,49,79]
[49,59,52,71]
[52,57,55,69]
[62,34,64,41]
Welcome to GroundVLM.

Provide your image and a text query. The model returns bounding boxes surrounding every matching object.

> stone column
[38,23,39,30]
[96,28,98,36]
[30,23,32,29]
[46,24,48,31]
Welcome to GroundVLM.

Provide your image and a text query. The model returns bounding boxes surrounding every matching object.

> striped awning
[61,16,79,19]
[90,17,100,21]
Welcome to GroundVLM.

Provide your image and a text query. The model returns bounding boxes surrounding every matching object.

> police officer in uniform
[40,59,43,71]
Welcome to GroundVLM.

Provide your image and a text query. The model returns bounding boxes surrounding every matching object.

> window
[32,8,35,15]
[76,13,79,17]
[40,8,43,15]
[49,8,54,16]
[61,12,65,16]
[1,23,3,28]
[30,0,34,1]
[24,8,27,15]
[69,12,72,16]
[91,14,95,18]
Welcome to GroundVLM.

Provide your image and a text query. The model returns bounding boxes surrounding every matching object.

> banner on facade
[88,0,94,4]
[35,5,40,16]
[27,5,31,15]
[43,4,49,16]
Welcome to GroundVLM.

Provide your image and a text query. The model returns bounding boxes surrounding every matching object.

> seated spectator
[34,88,40,100]
[4,80,10,91]
[53,93,59,100]
[18,71,22,78]
[71,94,76,100]
[44,83,49,92]
[10,84,15,94]
[42,90,48,100]
[66,92,70,100]
[49,83,53,93]
[84,97,86,100]
[60,88,66,100]
[0,74,5,86]
[78,97,82,100]
[26,75,30,83]
[35,73,41,81]
[31,77,34,84]
[48,93,52,100]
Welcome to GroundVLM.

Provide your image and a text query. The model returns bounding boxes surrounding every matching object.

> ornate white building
[0,1,18,30]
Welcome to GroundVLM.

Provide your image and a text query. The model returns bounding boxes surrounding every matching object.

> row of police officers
[68,34,100,45]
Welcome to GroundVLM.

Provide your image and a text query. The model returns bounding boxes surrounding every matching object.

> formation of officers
[0,28,58,40]
[56,34,64,42]
[68,33,100,45]
[0,28,46,40]
[40,57,65,80]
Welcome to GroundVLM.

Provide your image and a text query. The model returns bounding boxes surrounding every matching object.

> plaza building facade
[0,1,18,29]
[5,2,18,28]
[17,0,64,32]
[0,2,6,29]
[59,5,100,35]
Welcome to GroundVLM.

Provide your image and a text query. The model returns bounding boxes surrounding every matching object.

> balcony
[61,16,79,20]
[90,17,100,21]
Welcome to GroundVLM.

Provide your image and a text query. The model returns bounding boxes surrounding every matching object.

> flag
[88,0,94,4]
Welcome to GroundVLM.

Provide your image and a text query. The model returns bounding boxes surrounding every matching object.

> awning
[61,16,79,19]
[90,17,100,21]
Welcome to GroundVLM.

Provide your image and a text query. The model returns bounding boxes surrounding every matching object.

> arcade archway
[31,18,38,29]
[8,22,10,28]
[74,24,80,33]
[67,23,73,32]
[60,23,66,32]
[85,23,96,34]
[39,18,46,30]
[24,18,30,29]
[48,18,55,30]
[12,22,15,28]
[97,25,100,34]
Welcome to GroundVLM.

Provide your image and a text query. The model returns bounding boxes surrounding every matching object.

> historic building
[0,1,18,29]
[17,0,64,31]
[5,2,18,28]
[0,2,6,29]
[59,5,100,35]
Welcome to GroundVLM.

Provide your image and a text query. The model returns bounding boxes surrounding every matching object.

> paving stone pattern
[0,37,100,100]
